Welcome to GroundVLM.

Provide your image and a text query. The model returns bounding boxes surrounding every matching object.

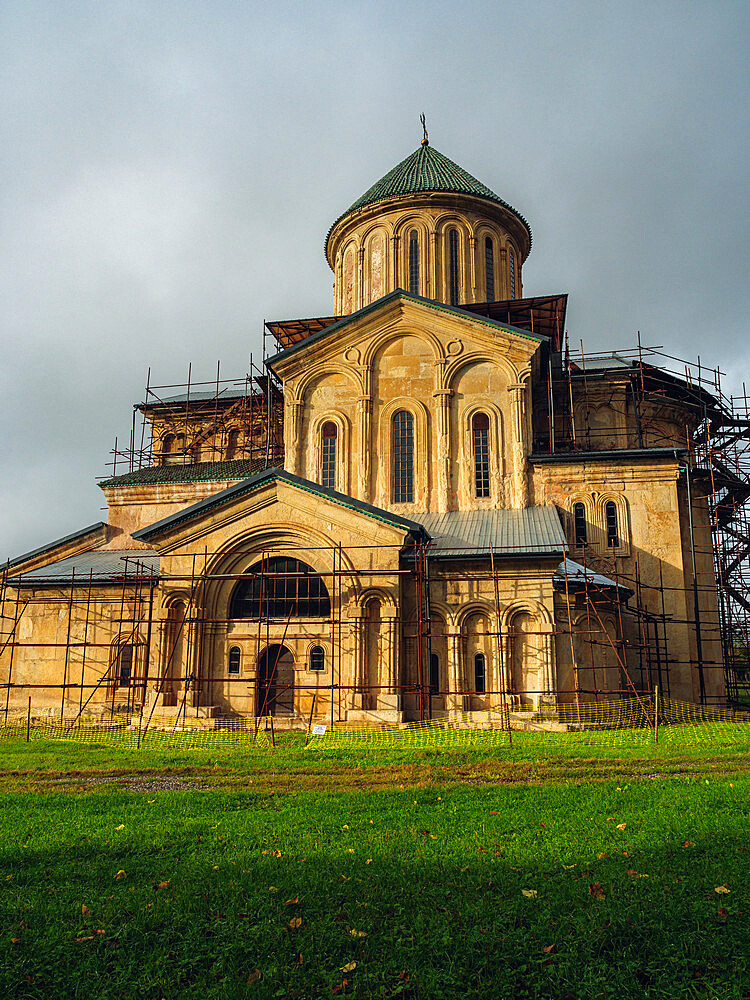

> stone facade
[0,139,726,726]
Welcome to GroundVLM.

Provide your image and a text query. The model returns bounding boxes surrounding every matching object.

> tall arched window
[605,501,619,548]
[448,228,460,305]
[161,433,175,456]
[229,557,331,619]
[392,409,414,503]
[309,645,325,672]
[573,503,587,547]
[408,230,420,295]
[228,646,241,674]
[474,652,486,694]
[509,247,516,299]
[472,412,490,498]
[429,652,439,695]
[485,237,495,302]
[321,421,337,490]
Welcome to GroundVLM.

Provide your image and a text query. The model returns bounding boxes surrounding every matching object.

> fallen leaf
[597,852,607,860]
[296,952,303,966]
[115,825,124,831]
[341,875,351,882]
[284,897,299,906]
[398,970,411,982]
[350,928,367,938]
[288,916,302,930]
[714,885,731,894]
[11,937,21,944]
[365,859,373,865]
[81,904,90,917]
[114,870,126,881]
[269,886,278,892]
[94,929,105,935]
[340,961,357,973]
[717,907,728,919]
[589,882,606,900]
[682,840,695,848]
[346,849,355,854]
[543,944,556,954]
[521,889,538,898]
[74,936,94,943]
[616,823,627,831]
[626,869,638,877]
[331,980,348,995]
[246,968,262,984]
[562,864,576,870]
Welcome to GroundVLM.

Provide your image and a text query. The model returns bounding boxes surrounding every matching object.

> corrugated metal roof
[410,508,565,559]
[553,559,633,597]
[11,551,160,587]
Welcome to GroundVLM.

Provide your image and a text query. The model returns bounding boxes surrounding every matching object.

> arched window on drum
[408,230,420,295]
[472,412,490,498]
[392,409,414,503]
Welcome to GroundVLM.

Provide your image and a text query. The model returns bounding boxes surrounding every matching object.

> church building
[1,134,728,728]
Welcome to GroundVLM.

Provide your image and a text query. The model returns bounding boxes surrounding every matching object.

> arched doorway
[257,645,295,717]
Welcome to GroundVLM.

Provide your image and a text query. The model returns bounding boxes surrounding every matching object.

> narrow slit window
[408,230,419,295]
[309,646,325,672]
[228,646,241,675]
[474,652,486,694]
[321,421,337,490]
[117,644,133,688]
[509,247,516,298]
[573,502,587,546]
[472,412,490,498]
[392,409,414,503]
[605,501,619,548]
[448,228,459,305]
[485,237,495,302]
[429,652,439,695]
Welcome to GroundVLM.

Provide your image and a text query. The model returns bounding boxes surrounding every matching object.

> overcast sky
[2,0,749,559]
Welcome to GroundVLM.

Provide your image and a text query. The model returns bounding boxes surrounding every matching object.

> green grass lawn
[0,737,748,999]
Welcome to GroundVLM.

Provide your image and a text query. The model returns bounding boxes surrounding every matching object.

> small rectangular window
[474,652,486,694]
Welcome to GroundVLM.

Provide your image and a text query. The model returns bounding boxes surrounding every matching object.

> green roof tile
[99,458,267,488]
[326,143,531,258]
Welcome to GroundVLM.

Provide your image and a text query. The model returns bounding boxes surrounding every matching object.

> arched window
[474,652,486,694]
[309,646,325,672]
[116,643,134,688]
[509,248,516,299]
[472,412,490,498]
[229,557,331,619]
[429,652,439,695]
[408,230,419,295]
[228,646,241,674]
[448,228,460,305]
[485,237,495,302]
[161,433,175,455]
[573,503,587,547]
[392,409,414,503]
[605,501,619,548]
[226,429,241,461]
[321,421,337,490]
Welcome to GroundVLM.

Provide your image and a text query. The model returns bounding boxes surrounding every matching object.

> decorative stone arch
[304,639,330,673]
[457,397,505,507]
[363,226,390,304]
[292,362,363,405]
[426,599,456,629]
[339,239,359,314]
[376,396,431,509]
[502,600,555,708]
[353,586,398,616]
[202,522,356,622]
[308,409,351,495]
[472,222,505,302]
[595,491,631,556]
[363,325,445,370]
[444,350,518,390]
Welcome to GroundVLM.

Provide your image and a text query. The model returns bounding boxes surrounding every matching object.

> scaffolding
[2,329,749,736]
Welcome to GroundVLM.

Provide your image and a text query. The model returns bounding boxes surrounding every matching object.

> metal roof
[554,558,630,591]
[132,467,430,542]
[10,551,160,587]
[6,522,107,569]
[141,387,250,407]
[325,143,531,261]
[100,458,266,489]
[410,507,565,559]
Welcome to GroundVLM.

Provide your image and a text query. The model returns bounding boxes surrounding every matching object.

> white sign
[311,724,327,736]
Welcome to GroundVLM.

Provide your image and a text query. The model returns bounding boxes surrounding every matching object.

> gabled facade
[0,137,727,728]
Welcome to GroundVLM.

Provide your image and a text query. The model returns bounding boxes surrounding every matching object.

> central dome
[326,141,532,314]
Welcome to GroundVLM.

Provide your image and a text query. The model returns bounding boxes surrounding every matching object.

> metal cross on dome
[420,113,429,145]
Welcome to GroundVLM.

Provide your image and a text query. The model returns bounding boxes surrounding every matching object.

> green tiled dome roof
[326,143,531,258]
